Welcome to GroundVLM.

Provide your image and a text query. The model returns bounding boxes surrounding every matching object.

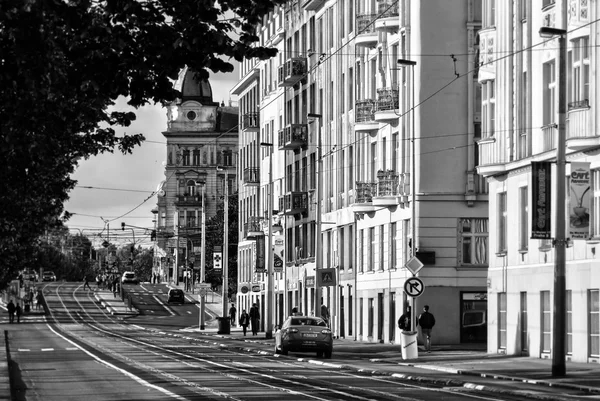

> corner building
[478,0,600,363]
[234,0,488,345]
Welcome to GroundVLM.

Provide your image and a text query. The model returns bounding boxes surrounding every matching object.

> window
[193,149,200,165]
[378,225,384,271]
[519,186,528,252]
[186,180,197,196]
[186,210,196,228]
[520,292,528,353]
[182,149,190,166]
[568,36,590,107]
[590,289,599,357]
[497,192,507,254]
[390,222,397,270]
[358,229,364,273]
[458,218,488,266]
[542,0,555,8]
[541,290,551,353]
[368,227,374,272]
[543,61,556,125]
[592,170,600,238]
[483,0,495,28]
[498,292,507,349]
[481,81,495,137]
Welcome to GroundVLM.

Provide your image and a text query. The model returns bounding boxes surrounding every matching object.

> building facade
[234,0,488,345]
[155,68,238,285]
[478,0,600,363]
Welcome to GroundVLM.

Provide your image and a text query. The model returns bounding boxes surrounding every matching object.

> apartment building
[234,0,487,345]
[155,67,238,284]
[478,0,600,363]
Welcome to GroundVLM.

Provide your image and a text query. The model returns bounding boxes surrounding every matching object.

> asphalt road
[1,283,563,400]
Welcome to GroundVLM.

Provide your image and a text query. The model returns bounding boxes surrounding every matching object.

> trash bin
[400,331,418,360]
[217,317,230,334]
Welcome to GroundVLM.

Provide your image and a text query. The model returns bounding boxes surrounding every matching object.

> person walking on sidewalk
[417,305,436,352]
[83,275,92,290]
[16,302,22,323]
[249,303,260,335]
[229,303,237,327]
[7,299,16,323]
[239,309,249,336]
[397,305,411,332]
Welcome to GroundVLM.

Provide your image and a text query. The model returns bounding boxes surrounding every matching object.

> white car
[121,271,139,285]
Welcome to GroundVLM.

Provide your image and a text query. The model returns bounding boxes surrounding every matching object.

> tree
[0,0,284,290]
[204,192,238,299]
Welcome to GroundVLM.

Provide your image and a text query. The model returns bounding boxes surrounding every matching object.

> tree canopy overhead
[0,0,284,290]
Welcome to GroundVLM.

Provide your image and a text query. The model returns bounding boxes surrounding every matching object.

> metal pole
[222,169,229,317]
[200,183,206,330]
[553,31,567,378]
[266,150,274,338]
[310,114,323,318]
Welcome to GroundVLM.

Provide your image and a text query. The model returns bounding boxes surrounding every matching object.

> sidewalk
[94,289,139,316]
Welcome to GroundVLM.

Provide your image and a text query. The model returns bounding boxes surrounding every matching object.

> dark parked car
[21,270,38,282]
[167,288,185,304]
[274,316,333,358]
[42,271,56,281]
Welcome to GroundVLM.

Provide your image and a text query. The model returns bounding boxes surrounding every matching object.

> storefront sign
[255,236,266,273]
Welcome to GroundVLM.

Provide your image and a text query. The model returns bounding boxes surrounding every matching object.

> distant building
[155,67,238,284]
[233,2,487,345]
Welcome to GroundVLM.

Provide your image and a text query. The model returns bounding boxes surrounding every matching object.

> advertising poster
[569,162,591,240]
[273,234,284,273]
[255,236,266,273]
[531,161,552,239]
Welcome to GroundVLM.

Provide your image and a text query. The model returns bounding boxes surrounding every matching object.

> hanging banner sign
[255,236,266,273]
[531,161,552,239]
[273,235,284,273]
[569,162,591,240]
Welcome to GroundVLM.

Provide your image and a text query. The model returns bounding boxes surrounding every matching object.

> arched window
[187,180,197,196]
[182,150,191,166]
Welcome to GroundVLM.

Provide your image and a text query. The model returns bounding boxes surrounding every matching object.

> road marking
[41,348,54,351]
[153,295,175,316]
[17,349,31,352]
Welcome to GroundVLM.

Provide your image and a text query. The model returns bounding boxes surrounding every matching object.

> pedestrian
[417,305,436,353]
[36,292,42,311]
[291,306,301,316]
[95,274,101,289]
[239,309,249,336]
[249,303,260,335]
[397,305,411,332]
[16,302,22,323]
[7,300,16,323]
[229,303,237,327]
[83,275,92,290]
[320,304,330,326]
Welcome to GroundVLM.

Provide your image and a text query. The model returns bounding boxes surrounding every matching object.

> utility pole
[309,113,323,319]
[221,168,229,318]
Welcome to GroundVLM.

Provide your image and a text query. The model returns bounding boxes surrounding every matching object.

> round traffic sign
[404,277,424,297]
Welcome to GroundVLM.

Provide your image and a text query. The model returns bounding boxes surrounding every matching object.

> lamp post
[308,113,323,319]
[197,180,207,330]
[217,167,230,318]
[261,141,275,339]
[397,58,417,331]
[539,25,567,378]
[151,208,158,283]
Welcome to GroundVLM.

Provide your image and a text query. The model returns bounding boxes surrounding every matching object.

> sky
[64,68,240,249]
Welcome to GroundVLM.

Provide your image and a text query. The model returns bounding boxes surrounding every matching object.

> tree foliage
[0,0,284,290]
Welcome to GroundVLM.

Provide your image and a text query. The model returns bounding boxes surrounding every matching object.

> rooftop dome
[174,67,216,105]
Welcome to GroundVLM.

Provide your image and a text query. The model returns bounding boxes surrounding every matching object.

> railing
[376,88,399,111]
[376,171,399,196]
[377,0,399,17]
[567,103,590,140]
[356,14,378,34]
[355,182,376,203]
[243,167,260,185]
[242,112,259,131]
[518,131,531,159]
[355,99,377,123]
[541,124,557,152]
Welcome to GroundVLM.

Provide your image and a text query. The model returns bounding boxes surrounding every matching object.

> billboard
[569,162,591,240]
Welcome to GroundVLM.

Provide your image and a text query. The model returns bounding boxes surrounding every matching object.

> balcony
[540,124,557,153]
[355,14,378,48]
[373,170,399,207]
[374,88,399,122]
[301,0,326,11]
[354,99,378,132]
[278,123,308,150]
[243,167,260,186]
[242,112,259,132]
[476,137,507,177]
[351,181,377,214]
[174,194,203,206]
[279,192,308,215]
[477,28,496,83]
[244,216,264,239]
[278,57,307,87]
[567,101,599,150]
[375,0,400,32]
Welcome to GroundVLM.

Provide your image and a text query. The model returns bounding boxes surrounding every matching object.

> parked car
[274,315,333,358]
[42,271,56,281]
[167,288,185,304]
[121,271,139,285]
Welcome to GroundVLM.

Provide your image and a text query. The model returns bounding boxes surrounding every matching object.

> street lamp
[260,141,275,339]
[217,166,230,320]
[397,58,417,331]
[308,113,323,320]
[151,208,158,283]
[196,180,207,330]
[539,25,567,378]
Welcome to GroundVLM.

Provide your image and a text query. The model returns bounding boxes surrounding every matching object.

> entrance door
[460,292,487,343]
